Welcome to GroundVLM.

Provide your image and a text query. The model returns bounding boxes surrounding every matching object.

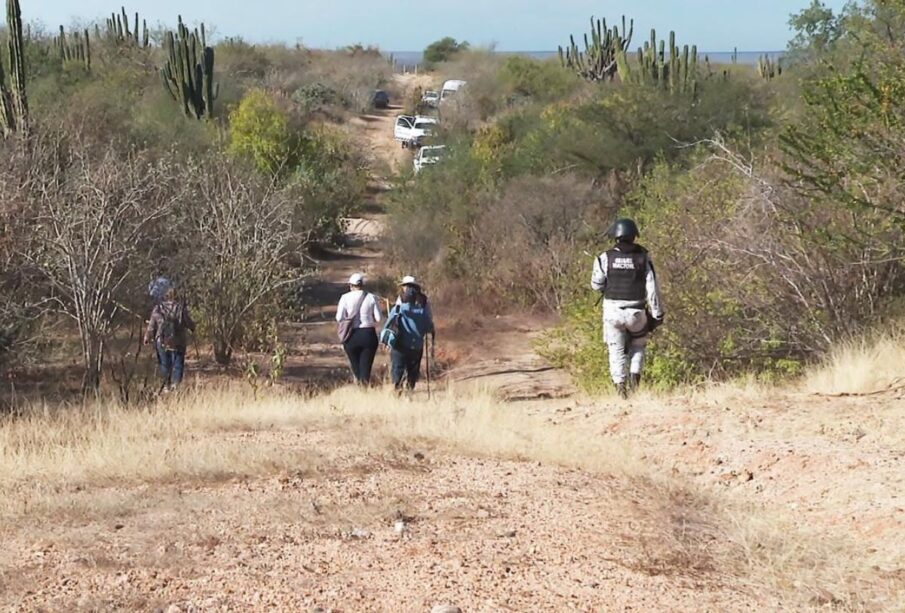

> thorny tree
[181,160,304,365]
[24,135,180,391]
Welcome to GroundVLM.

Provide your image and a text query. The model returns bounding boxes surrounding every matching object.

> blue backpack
[379,311,400,350]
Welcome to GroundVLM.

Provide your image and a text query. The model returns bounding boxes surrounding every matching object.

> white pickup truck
[414,145,447,174]
[394,115,438,148]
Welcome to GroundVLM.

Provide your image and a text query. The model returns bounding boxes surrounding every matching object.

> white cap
[349,273,364,286]
[400,275,419,286]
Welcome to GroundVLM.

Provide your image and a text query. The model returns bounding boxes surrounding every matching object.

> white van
[440,80,467,103]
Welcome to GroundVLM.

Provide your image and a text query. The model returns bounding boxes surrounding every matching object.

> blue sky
[31,0,851,51]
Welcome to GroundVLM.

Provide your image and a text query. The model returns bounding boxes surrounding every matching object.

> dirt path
[280,75,573,399]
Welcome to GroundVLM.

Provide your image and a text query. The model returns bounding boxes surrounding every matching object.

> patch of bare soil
[0,429,770,612]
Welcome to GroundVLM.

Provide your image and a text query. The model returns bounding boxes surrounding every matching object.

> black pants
[343,328,378,385]
[391,346,423,389]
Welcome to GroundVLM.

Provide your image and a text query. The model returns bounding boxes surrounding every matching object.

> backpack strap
[349,291,368,325]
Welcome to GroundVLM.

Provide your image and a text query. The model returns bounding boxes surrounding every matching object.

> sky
[31,0,852,52]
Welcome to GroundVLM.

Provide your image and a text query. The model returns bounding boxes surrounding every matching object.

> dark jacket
[145,300,196,350]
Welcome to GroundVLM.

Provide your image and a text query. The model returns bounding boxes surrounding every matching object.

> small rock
[501,530,517,538]
[114,524,125,531]
[431,606,462,613]
[394,520,407,535]
[349,528,371,539]
[414,452,425,461]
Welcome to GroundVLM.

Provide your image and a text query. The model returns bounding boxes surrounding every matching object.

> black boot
[616,382,628,399]
[630,373,642,392]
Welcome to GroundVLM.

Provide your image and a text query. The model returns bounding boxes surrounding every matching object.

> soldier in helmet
[591,218,665,398]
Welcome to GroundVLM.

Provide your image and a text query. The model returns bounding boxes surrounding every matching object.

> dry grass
[1,384,901,609]
[0,386,639,516]
[804,327,905,395]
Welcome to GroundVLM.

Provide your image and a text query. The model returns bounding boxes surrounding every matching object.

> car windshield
[423,148,445,160]
[414,122,434,131]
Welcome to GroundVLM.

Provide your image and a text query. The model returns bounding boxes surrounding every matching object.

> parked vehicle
[372,90,390,109]
[414,145,447,173]
[440,80,467,103]
[394,115,439,148]
[422,90,440,107]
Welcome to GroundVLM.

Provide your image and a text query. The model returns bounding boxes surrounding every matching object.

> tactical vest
[603,247,648,302]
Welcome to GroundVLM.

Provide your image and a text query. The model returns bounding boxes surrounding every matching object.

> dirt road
[280,74,573,399]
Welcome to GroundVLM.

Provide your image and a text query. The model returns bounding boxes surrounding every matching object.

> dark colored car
[372,90,390,109]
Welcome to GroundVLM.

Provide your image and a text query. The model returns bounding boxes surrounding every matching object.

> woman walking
[335,273,383,386]
[384,276,435,392]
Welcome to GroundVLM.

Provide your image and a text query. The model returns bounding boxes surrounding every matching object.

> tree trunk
[213,339,232,365]
[81,334,104,392]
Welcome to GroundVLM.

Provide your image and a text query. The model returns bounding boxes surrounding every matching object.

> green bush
[229,89,301,176]
[424,37,469,65]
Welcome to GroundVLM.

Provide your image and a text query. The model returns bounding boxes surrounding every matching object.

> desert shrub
[229,88,301,176]
[291,124,368,244]
[279,49,391,114]
[217,37,272,82]
[228,89,366,245]
[386,137,486,271]
[291,83,344,115]
[177,160,303,365]
[499,56,582,102]
[437,49,508,128]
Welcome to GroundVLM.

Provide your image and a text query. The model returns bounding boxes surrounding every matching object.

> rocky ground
[0,427,772,612]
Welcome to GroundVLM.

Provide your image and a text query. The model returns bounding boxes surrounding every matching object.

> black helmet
[610,218,639,243]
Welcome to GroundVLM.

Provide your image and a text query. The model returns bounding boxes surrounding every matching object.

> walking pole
[425,334,432,400]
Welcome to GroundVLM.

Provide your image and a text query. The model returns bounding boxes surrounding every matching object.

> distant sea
[388,50,782,68]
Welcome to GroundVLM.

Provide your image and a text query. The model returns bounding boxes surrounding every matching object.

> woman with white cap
[383,275,434,391]
[335,272,383,385]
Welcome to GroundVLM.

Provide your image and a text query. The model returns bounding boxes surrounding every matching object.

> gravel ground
[0,429,770,612]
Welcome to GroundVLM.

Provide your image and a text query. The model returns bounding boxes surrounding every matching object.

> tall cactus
[160,17,218,120]
[635,29,698,97]
[0,0,28,137]
[559,16,634,82]
[55,26,92,70]
[105,6,150,47]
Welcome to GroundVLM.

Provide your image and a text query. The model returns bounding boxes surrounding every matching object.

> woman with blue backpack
[381,276,435,392]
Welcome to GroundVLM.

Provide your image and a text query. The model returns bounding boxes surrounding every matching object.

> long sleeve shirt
[144,300,196,348]
[335,290,383,328]
[592,251,665,319]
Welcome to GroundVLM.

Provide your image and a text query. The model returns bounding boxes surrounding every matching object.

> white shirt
[335,290,383,329]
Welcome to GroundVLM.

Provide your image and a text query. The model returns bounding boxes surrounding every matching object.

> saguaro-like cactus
[0,0,28,137]
[559,16,634,82]
[105,6,150,47]
[55,26,92,70]
[635,29,698,96]
[160,17,218,120]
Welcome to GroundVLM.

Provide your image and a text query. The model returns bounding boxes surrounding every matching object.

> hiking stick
[425,334,432,400]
